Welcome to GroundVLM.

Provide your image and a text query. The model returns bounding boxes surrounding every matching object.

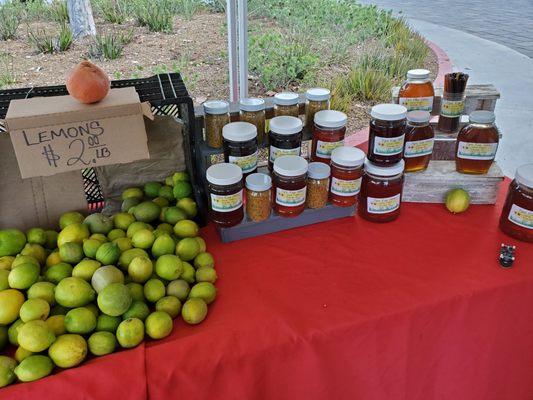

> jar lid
[306,88,331,101]
[331,146,366,167]
[203,100,229,115]
[245,173,272,191]
[222,121,257,142]
[239,97,265,112]
[269,116,303,135]
[273,155,308,177]
[370,104,407,121]
[314,110,347,128]
[206,163,243,186]
[308,162,331,179]
[469,110,495,124]
[515,163,533,188]
[274,92,299,106]
[364,159,405,176]
[407,69,430,79]
[407,110,431,123]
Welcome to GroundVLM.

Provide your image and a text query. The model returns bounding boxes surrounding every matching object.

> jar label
[508,204,533,230]
[316,139,344,159]
[457,142,498,160]
[276,187,307,207]
[440,99,464,117]
[399,96,433,112]
[373,135,405,156]
[367,194,401,214]
[331,177,361,197]
[229,151,258,174]
[269,145,301,163]
[404,138,434,158]
[210,190,243,213]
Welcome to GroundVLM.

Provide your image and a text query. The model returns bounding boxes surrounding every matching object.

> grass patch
[28,28,55,53]
[57,22,73,51]
[0,2,22,40]
[134,0,174,32]
[92,30,134,60]
[92,0,132,24]
[0,53,16,89]
[171,0,202,20]
[49,0,69,24]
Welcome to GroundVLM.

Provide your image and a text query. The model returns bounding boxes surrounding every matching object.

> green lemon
[59,242,84,264]
[173,220,199,238]
[14,355,54,382]
[176,237,200,261]
[176,198,198,219]
[172,171,189,184]
[189,282,217,304]
[156,296,181,318]
[44,262,73,284]
[116,318,144,348]
[195,267,218,283]
[20,298,50,322]
[127,222,153,238]
[96,314,121,333]
[18,320,56,352]
[134,201,161,223]
[123,300,150,321]
[107,229,126,241]
[194,252,215,269]
[88,331,116,356]
[445,188,471,214]
[121,197,140,212]
[48,334,87,368]
[172,181,192,200]
[64,307,97,334]
[0,289,25,325]
[113,237,133,252]
[59,211,85,229]
[165,176,174,186]
[0,229,26,257]
[128,257,153,283]
[166,279,190,301]
[20,243,46,265]
[0,256,14,271]
[155,254,182,281]
[97,283,132,317]
[8,263,40,289]
[72,259,101,281]
[15,346,33,363]
[144,279,166,303]
[151,234,175,258]
[91,265,125,293]
[26,228,46,246]
[95,242,120,265]
[118,248,149,270]
[132,229,155,249]
[144,182,162,198]
[57,223,90,247]
[44,230,58,250]
[55,277,95,308]
[85,303,100,319]
[156,223,174,236]
[90,233,108,243]
[28,282,56,305]
[126,282,145,303]
[180,261,195,284]
[83,213,114,235]
[45,315,66,336]
[158,185,175,202]
[181,298,208,325]
[113,212,136,231]
[12,255,39,269]
[122,187,144,200]
[0,355,17,388]
[145,311,173,339]
[195,237,206,253]
[152,197,169,208]
[46,251,62,268]
[0,270,9,291]
[163,207,187,225]
[82,238,103,259]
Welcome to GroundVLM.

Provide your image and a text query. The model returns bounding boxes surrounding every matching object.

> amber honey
[368,104,407,166]
[403,111,434,172]
[398,69,434,112]
[273,155,308,217]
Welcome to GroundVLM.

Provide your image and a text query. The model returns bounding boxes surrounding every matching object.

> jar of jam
[245,173,272,222]
[311,110,347,164]
[499,163,533,242]
[330,146,365,207]
[306,162,331,209]
[305,88,330,127]
[455,111,499,174]
[222,121,258,177]
[239,98,266,144]
[206,163,244,228]
[398,69,434,112]
[358,159,405,223]
[368,104,407,166]
[203,100,230,149]
[273,155,308,217]
[268,116,303,171]
[403,110,434,172]
[274,92,300,117]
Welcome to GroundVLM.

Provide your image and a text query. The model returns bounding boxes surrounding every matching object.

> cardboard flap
[141,102,155,121]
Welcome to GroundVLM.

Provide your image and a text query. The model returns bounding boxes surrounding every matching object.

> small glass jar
[245,173,272,222]
[311,110,347,164]
[274,92,300,117]
[268,116,303,171]
[222,121,258,178]
[499,163,533,242]
[239,98,266,145]
[358,159,405,223]
[204,100,230,149]
[368,104,407,166]
[305,88,330,127]
[330,146,365,207]
[398,69,434,112]
[403,110,434,172]
[455,111,499,174]
[306,162,331,209]
[273,155,308,217]
[206,163,244,228]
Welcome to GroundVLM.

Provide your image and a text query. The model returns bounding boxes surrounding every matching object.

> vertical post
[226,0,239,102]
[67,0,97,38]
[237,0,248,99]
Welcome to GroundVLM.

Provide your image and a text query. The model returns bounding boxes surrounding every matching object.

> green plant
[28,28,55,54]
[0,2,22,40]
[23,0,51,21]
[334,66,392,103]
[57,22,73,52]
[93,0,131,24]
[204,0,225,13]
[92,30,134,60]
[0,53,16,89]
[49,0,69,24]
[171,0,201,20]
[134,0,174,33]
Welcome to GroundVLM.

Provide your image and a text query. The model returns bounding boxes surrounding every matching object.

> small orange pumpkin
[66,60,110,104]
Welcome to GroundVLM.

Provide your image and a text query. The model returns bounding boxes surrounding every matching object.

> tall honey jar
[368,104,407,166]
[403,110,434,172]
[398,69,434,112]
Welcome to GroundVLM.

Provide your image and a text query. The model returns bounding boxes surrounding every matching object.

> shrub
[57,22,73,52]
[28,28,55,54]
[23,0,50,21]
[49,0,69,24]
[92,30,134,60]
[0,53,16,89]
[93,0,132,24]
[171,0,202,20]
[134,0,174,33]
[0,2,22,40]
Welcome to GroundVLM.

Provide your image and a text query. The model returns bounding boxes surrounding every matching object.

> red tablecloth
[4,184,533,400]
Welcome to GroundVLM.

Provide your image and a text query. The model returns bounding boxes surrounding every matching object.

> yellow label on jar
[373,135,405,156]
[269,145,300,163]
[440,99,465,117]
[276,187,306,207]
[229,151,258,174]
[331,177,361,197]
[457,142,498,160]
[211,190,243,213]
[508,204,533,230]
[316,139,344,159]
[404,138,434,158]
[367,194,401,214]
[399,96,433,112]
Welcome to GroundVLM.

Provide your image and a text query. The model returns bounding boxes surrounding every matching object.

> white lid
[269,116,303,135]
[203,100,229,115]
[306,88,331,101]
[407,69,430,79]
[206,163,243,185]
[274,92,299,106]
[515,163,533,188]
[469,110,495,124]
[245,173,272,191]
[364,159,405,176]
[308,162,331,179]
[314,110,347,128]
[239,98,265,112]
[371,104,407,121]
[273,155,308,177]
[222,121,257,142]
[407,110,431,123]
[331,146,366,167]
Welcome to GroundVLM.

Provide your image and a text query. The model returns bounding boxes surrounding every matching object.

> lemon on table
[181,298,208,325]
[44,262,73,285]
[65,307,97,334]
[195,267,218,284]
[128,257,153,283]
[173,220,199,238]
[0,289,25,325]
[48,334,87,368]
[107,228,126,241]
[116,318,144,348]
[17,320,56,352]
[155,254,182,281]
[172,181,192,200]
[83,238,103,259]
[189,282,217,305]
[8,262,40,289]
[14,347,33,363]
[55,277,95,308]
[123,300,150,321]
[26,228,46,246]
[59,211,84,230]
[96,314,121,333]
[180,261,196,284]
[166,279,190,301]
[144,279,166,303]
[19,298,50,322]
[445,188,471,214]
[155,296,181,319]
[151,234,175,258]
[194,252,215,269]
[131,229,155,249]
[0,229,26,257]
[145,311,173,339]
[97,283,132,317]
[0,256,14,271]
[126,282,146,303]
[57,223,90,247]
[88,331,116,356]
[14,355,54,382]
[122,187,143,200]
[72,259,101,282]
[143,182,162,198]
[59,242,84,264]
[27,282,56,305]
[0,355,17,388]
[46,315,66,336]
[176,237,200,261]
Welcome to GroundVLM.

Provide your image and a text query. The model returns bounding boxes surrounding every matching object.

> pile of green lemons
[0,172,217,387]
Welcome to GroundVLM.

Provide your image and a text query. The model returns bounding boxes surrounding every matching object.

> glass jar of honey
[455,111,499,174]
[203,100,230,149]
[268,116,303,171]
[358,159,405,223]
[274,92,300,117]
[398,69,434,112]
[330,146,366,207]
[273,155,308,217]
[311,110,347,164]
[305,88,330,127]
[499,163,533,242]
[222,122,258,178]
[239,98,266,144]
[206,163,244,228]
[245,173,272,223]
[306,162,331,209]
[403,110,434,172]
[368,104,407,166]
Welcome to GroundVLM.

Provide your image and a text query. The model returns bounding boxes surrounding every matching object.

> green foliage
[49,0,69,24]
[57,22,73,52]
[23,0,51,21]
[133,0,174,33]
[28,28,55,54]
[0,2,22,40]
[171,0,202,20]
[92,30,134,60]
[203,0,225,13]
[0,53,16,89]
[93,0,132,24]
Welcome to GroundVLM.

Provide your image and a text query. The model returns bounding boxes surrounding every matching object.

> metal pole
[237,0,248,99]
[226,0,239,102]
